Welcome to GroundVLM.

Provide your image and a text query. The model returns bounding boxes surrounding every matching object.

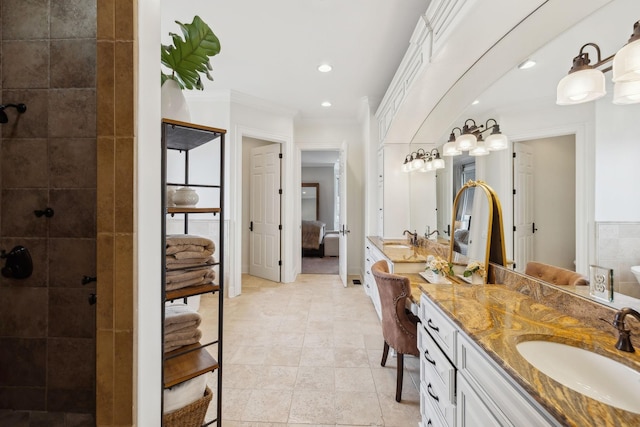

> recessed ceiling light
[471,99,480,105]
[518,59,536,70]
[321,101,332,107]
[318,64,333,73]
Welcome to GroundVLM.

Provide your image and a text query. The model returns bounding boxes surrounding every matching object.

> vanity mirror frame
[449,180,507,283]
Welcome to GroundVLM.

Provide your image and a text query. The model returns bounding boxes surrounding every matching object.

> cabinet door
[457,374,504,427]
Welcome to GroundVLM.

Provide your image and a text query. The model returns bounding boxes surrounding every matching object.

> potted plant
[463,260,486,284]
[161,15,221,120]
[426,255,453,283]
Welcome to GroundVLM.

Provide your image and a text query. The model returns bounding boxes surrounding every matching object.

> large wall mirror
[301,183,319,221]
[449,180,506,284]
[409,0,640,307]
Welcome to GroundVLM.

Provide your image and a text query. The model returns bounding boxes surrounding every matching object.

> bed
[302,220,326,256]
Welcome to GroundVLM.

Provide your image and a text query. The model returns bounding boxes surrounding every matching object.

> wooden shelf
[162,119,226,151]
[166,283,220,301]
[164,344,218,388]
[167,207,221,215]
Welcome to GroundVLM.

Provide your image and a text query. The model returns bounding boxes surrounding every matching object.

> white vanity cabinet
[364,240,385,319]
[418,293,559,427]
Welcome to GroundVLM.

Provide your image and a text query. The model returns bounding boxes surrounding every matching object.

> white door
[338,147,349,287]
[513,142,535,273]
[249,144,281,282]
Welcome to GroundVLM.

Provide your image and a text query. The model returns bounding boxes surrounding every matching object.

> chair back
[371,260,418,356]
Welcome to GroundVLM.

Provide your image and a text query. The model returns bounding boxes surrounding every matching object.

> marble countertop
[367,236,428,263]
[405,274,640,426]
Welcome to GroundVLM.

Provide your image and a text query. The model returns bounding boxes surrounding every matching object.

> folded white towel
[164,304,202,334]
[163,373,210,414]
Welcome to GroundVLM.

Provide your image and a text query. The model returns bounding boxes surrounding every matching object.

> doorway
[243,137,282,282]
[513,134,576,272]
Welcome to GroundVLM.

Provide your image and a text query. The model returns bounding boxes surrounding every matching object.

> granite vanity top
[405,275,640,426]
[367,236,429,263]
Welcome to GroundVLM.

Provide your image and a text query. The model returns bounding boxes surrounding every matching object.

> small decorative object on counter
[464,260,486,284]
[173,187,199,207]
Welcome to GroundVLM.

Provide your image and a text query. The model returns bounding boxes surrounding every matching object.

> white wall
[295,120,364,276]
[302,166,336,228]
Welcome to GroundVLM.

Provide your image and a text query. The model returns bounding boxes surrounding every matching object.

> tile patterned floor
[200,273,421,426]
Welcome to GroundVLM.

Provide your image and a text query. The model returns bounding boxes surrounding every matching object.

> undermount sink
[384,244,410,249]
[516,340,640,414]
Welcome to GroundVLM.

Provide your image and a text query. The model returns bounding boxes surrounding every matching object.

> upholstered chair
[371,260,419,402]
[525,261,589,286]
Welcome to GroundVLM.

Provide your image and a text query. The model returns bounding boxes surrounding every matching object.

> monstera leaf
[161,16,221,90]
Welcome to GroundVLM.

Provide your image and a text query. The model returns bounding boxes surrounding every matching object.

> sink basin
[384,244,410,249]
[516,340,640,413]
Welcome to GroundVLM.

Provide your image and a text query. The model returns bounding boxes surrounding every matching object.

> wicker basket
[163,386,213,427]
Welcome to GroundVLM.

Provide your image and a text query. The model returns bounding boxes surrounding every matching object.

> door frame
[297,141,348,284]
[229,125,294,298]
[507,122,591,276]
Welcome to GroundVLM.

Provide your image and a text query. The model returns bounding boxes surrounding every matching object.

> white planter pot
[161,79,191,122]
[173,187,199,207]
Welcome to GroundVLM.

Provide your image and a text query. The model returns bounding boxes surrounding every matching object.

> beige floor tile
[294,366,335,390]
[335,391,383,425]
[241,389,292,423]
[208,274,420,425]
[299,346,335,367]
[288,389,336,424]
[335,367,376,392]
[264,346,302,367]
[334,347,370,368]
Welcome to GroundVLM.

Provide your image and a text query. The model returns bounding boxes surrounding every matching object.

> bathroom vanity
[413,276,640,427]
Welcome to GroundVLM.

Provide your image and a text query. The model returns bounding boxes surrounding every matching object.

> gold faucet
[612,307,640,352]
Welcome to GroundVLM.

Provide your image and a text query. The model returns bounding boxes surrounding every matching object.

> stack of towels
[164,303,202,353]
[165,234,216,291]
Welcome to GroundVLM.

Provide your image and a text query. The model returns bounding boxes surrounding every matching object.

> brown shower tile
[0,237,47,288]
[114,234,133,330]
[95,329,114,425]
[0,410,29,426]
[96,233,114,329]
[1,0,49,40]
[49,238,96,288]
[0,338,46,386]
[48,89,97,138]
[114,137,133,233]
[49,189,96,238]
[49,288,96,338]
[48,338,95,389]
[114,41,134,137]
[1,138,48,188]
[0,387,45,411]
[97,42,115,136]
[1,40,49,89]
[49,138,97,188]
[47,388,95,414]
[64,413,95,427]
[0,90,48,138]
[113,330,133,425]
[51,39,97,89]
[0,189,48,237]
[51,0,97,39]
[115,0,134,41]
[29,409,65,427]
[97,0,115,41]
[97,137,115,233]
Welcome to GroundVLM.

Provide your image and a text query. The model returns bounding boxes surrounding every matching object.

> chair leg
[381,341,389,367]
[396,353,404,402]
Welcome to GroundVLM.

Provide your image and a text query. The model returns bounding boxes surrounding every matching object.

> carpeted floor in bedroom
[301,256,339,274]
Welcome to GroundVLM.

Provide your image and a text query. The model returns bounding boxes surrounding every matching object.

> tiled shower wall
[596,222,640,299]
[0,0,98,425]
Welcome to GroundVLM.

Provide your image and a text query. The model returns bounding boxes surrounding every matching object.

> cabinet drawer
[457,374,503,427]
[419,325,455,405]
[420,294,457,362]
[457,333,556,427]
[420,380,455,427]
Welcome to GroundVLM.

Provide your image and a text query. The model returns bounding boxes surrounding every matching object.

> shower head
[0,103,27,124]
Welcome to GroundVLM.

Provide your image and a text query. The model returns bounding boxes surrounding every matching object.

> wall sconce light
[442,118,508,157]
[402,148,444,172]
[557,20,640,105]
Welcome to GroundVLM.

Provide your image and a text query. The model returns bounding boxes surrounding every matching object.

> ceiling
[161,0,431,122]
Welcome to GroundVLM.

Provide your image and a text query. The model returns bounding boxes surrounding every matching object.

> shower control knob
[88,293,97,305]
